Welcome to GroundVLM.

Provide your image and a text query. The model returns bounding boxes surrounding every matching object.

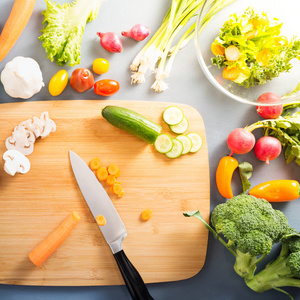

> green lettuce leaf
[39,0,105,66]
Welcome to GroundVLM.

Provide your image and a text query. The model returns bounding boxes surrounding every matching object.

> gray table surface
[1,0,300,299]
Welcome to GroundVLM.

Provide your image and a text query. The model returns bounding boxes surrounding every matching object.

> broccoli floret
[184,194,290,280]
[245,228,300,300]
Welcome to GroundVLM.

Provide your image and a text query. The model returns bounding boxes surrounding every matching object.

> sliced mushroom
[20,118,42,139]
[3,149,30,176]
[39,112,56,139]
[5,125,35,155]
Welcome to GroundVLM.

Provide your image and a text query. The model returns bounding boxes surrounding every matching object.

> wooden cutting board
[0,100,210,286]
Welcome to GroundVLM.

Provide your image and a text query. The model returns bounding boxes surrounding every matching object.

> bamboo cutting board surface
[0,100,210,286]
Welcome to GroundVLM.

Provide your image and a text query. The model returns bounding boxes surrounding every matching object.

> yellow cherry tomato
[93,58,109,74]
[49,70,68,96]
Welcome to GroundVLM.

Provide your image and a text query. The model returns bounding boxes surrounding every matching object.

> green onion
[130,0,236,92]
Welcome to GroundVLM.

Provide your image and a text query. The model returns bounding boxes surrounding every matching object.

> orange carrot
[115,169,121,178]
[106,175,116,186]
[110,185,115,193]
[141,209,152,221]
[117,190,125,198]
[225,45,240,61]
[107,164,120,176]
[223,66,240,81]
[96,215,106,226]
[96,167,108,181]
[0,0,36,62]
[245,30,258,40]
[29,211,81,267]
[211,43,225,56]
[90,158,101,171]
[256,49,271,67]
[113,183,122,195]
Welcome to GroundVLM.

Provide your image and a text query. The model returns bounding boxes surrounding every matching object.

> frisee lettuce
[211,8,300,88]
[39,0,105,66]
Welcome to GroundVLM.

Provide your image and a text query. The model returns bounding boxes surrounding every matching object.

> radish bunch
[227,92,283,164]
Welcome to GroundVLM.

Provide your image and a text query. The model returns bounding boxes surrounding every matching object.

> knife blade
[69,151,154,300]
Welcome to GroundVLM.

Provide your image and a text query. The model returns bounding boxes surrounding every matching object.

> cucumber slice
[175,135,192,155]
[163,106,184,126]
[170,117,189,134]
[165,139,183,159]
[154,134,173,153]
[187,133,203,153]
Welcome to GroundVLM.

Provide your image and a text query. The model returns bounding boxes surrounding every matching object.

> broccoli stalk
[245,230,300,300]
[184,195,290,280]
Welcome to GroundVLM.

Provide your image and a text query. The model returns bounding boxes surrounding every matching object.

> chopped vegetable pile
[211,8,300,87]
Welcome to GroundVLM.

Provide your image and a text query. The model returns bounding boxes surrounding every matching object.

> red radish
[121,24,150,41]
[97,32,123,53]
[254,136,282,164]
[227,128,256,155]
[256,92,283,119]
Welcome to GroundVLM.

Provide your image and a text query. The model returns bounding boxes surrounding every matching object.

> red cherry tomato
[94,79,120,96]
[70,68,94,93]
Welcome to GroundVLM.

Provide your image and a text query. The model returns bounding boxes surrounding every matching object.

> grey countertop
[0,0,300,299]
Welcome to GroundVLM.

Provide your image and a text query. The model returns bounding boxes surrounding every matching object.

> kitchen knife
[69,151,154,300]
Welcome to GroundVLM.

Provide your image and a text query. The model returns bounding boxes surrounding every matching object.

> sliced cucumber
[154,134,173,153]
[187,133,203,153]
[163,106,184,126]
[165,139,183,159]
[175,135,192,155]
[170,117,189,134]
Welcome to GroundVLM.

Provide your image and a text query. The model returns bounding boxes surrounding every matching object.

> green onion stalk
[130,0,236,92]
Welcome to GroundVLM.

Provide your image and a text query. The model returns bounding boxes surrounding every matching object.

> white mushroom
[39,112,56,139]
[3,150,30,176]
[20,118,42,139]
[5,125,35,155]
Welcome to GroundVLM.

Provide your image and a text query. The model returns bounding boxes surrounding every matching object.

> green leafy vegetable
[39,0,105,66]
[238,161,253,192]
[212,8,300,87]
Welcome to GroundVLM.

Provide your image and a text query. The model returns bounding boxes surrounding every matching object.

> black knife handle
[113,250,154,300]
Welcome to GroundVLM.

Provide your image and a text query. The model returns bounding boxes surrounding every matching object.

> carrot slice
[117,190,125,198]
[222,66,240,81]
[113,183,122,195]
[115,169,121,178]
[96,215,106,226]
[110,186,115,193]
[211,43,225,56]
[225,45,240,61]
[107,164,120,176]
[245,30,258,40]
[90,158,101,171]
[141,209,152,221]
[29,211,81,267]
[256,49,271,67]
[96,167,108,181]
[274,36,288,47]
[106,175,116,186]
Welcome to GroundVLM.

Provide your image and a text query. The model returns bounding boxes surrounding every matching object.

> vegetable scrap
[90,160,125,198]
[0,0,36,63]
[39,0,106,66]
[1,56,44,99]
[29,211,81,267]
[130,0,236,92]
[211,8,300,87]
[141,209,152,221]
[96,215,106,226]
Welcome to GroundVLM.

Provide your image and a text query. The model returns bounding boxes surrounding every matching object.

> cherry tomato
[93,58,109,74]
[70,68,94,93]
[94,79,120,96]
[48,70,68,96]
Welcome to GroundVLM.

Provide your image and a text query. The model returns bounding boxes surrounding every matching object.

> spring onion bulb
[130,0,236,92]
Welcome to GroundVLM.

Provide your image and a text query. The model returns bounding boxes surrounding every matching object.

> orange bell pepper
[249,180,300,202]
[216,156,239,199]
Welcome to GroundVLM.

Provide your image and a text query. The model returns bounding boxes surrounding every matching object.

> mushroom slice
[3,149,31,176]
[5,125,35,155]
[39,112,57,139]
[20,118,42,139]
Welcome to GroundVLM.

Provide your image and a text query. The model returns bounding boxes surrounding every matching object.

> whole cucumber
[102,106,162,144]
